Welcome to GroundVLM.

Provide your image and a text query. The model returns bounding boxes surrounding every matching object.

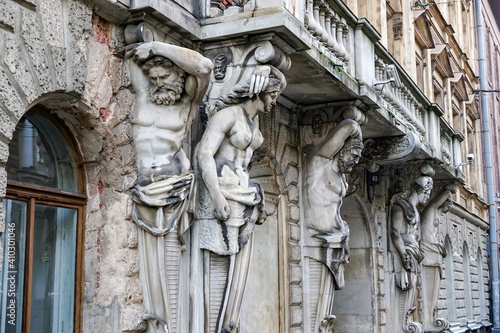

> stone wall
[0,0,147,330]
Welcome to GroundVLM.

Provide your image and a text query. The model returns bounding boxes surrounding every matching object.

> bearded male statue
[304,117,363,332]
[126,41,212,332]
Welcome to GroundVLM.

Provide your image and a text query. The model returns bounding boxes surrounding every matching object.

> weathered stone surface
[0,202,5,233]
[287,184,299,203]
[284,164,299,186]
[39,0,64,47]
[50,45,68,90]
[67,0,91,94]
[0,2,15,30]
[4,35,39,103]
[121,305,147,332]
[68,0,92,40]
[281,144,298,169]
[0,139,9,163]
[0,107,16,140]
[20,9,52,94]
[289,264,302,283]
[289,203,300,221]
[84,40,111,111]
[290,243,301,262]
[70,40,87,94]
[0,69,25,121]
[290,306,303,326]
[290,285,303,305]
[289,223,300,241]
[108,56,123,94]
[124,278,142,304]
[0,168,6,197]
[81,128,103,154]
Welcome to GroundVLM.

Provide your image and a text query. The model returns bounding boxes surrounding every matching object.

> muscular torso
[306,155,346,231]
[214,108,263,188]
[131,91,193,175]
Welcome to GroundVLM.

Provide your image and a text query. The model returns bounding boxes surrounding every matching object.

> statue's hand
[213,194,230,221]
[125,42,154,62]
[249,65,271,97]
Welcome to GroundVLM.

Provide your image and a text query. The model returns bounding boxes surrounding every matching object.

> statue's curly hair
[140,56,186,79]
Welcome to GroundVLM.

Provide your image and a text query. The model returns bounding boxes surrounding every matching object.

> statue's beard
[150,83,183,106]
[338,158,357,174]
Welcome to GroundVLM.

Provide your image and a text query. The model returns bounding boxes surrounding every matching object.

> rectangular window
[0,198,79,333]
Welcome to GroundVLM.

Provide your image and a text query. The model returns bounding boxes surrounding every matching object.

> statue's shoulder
[393,198,416,222]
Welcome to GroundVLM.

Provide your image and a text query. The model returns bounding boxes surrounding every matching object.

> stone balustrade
[303,0,351,67]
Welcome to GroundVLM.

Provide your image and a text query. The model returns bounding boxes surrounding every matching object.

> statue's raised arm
[313,119,362,159]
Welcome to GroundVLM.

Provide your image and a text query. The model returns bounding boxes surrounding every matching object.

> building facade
[0,0,494,332]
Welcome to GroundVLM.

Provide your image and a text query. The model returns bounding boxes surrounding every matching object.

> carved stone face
[413,176,433,205]
[418,188,432,205]
[312,114,323,134]
[213,54,228,80]
[338,147,363,173]
[261,90,278,113]
[147,65,184,106]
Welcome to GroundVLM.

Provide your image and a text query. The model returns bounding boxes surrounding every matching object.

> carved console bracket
[404,307,423,333]
[362,126,421,172]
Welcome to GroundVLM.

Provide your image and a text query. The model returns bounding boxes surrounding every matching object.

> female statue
[195,65,286,333]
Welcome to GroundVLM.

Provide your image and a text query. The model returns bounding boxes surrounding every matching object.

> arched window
[1,109,85,332]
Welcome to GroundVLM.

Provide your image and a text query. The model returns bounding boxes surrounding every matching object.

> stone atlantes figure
[126,41,212,332]
[304,117,364,332]
[195,65,286,333]
[390,167,434,333]
[420,184,456,331]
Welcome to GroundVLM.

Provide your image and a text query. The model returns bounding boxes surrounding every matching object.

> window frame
[4,108,86,333]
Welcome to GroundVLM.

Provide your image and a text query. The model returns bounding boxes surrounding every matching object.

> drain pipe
[475,0,500,330]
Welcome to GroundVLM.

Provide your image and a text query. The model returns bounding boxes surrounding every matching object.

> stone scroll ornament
[420,183,456,332]
[194,64,286,333]
[303,108,364,333]
[390,164,435,333]
[126,41,212,333]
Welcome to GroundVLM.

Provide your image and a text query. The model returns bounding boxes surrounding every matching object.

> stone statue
[304,116,363,332]
[420,184,455,331]
[195,65,286,333]
[390,167,434,333]
[126,41,212,332]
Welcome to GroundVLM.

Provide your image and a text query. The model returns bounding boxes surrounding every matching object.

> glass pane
[0,199,27,333]
[30,205,76,333]
[6,114,78,193]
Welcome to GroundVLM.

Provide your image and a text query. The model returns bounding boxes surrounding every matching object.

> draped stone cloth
[392,198,425,291]
[195,164,265,332]
[421,241,447,278]
[196,176,264,256]
[131,172,194,333]
[131,172,194,238]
